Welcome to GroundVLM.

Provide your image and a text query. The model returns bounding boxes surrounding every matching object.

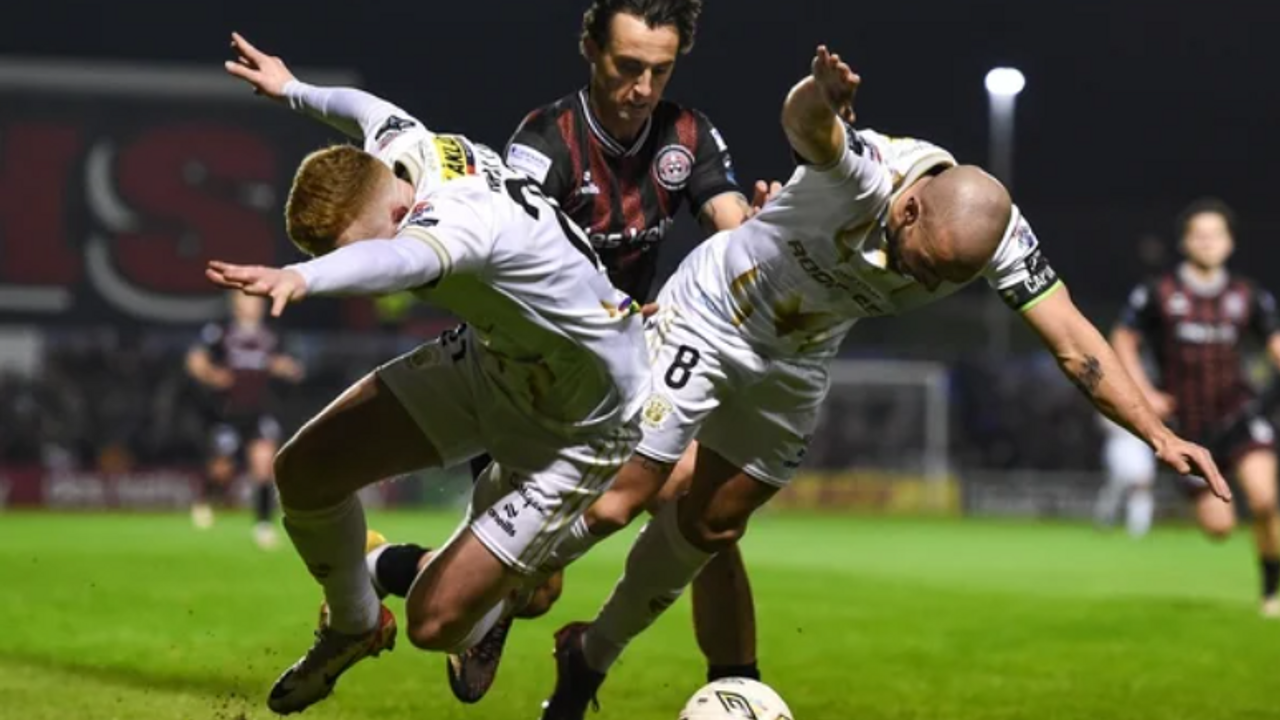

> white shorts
[377,325,640,574]
[636,306,828,486]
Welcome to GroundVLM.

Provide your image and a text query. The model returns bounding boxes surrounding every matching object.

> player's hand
[269,355,306,383]
[1152,431,1231,502]
[812,45,860,124]
[224,32,295,100]
[748,180,783,217]
[206,261,308,317]
[207,367,236,390]
[641,302,660,319]
[1146,390,1176,420]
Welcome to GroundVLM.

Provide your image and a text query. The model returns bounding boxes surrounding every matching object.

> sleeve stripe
[1017,279,1064,313]
[399,228,454,278]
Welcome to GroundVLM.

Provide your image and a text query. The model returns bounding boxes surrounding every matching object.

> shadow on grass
[0,650,262,703]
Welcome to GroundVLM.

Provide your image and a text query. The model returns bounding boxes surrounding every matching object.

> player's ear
[902,195,922,227]
[582,36,601,64]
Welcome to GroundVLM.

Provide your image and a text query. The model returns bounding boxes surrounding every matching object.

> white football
[679,677,794,720]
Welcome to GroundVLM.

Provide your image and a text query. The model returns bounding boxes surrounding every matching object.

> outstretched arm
[224,32,408,140]
[1021,285,1231,501]
[781,45,859,167]
[206,237,443,317]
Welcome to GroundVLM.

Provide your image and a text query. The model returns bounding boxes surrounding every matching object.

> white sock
[1126,487,1154,538]
[582,503,712,673]
[542,515,601,572]
[1095,477,1125,526]
[282,496,380,634]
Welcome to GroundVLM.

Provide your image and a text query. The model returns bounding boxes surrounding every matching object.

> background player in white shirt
[537,45,1230,719]
[1095,416,1157,537]
[215,34,649,716]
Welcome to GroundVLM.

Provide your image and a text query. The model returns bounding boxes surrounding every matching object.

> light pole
[984,67,1025,356]
[985,67,1025,188]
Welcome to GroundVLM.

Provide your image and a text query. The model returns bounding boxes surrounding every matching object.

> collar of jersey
[579,89,652,158]
[1177,262,1229,297]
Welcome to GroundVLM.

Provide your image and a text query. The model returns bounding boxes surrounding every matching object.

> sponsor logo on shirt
[506,143,553,184]
[653,144,695,190]
[433,135,476,181]
[998,247,1059,310]
[787,240,883,315]
[1174,321,1238,344]
[590,216,674,250]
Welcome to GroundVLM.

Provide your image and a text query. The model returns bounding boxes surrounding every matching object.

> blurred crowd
[0,328,1102,474]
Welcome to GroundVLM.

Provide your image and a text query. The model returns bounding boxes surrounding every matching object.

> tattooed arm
[698,192,754,235]
[1021,285,1231,500]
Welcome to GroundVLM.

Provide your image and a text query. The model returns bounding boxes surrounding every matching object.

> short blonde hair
[284,145,387,256]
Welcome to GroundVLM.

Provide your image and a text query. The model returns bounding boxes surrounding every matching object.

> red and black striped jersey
[196,321,279,416]
[504,89,740,300]
[1119,265,1280,439]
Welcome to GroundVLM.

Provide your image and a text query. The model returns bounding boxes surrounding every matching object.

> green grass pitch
[0,511,1276,720]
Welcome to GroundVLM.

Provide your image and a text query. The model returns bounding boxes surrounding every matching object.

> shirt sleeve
[684,110,742,214]
[1250,284,1280,341]
[392,191,495,280]
[505,110,574,204]
[785,122,887,195]
[984,212,1065,312]
[282,80,424,144]
[1116,280,1162,337]
[194,323,222,351]
[285,236,446,296]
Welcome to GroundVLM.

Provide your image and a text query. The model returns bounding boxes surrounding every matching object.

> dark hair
[580,0,703,56]
[1176,197,1237,240]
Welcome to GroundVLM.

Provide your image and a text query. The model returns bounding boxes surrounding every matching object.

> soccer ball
[679,678,794,720]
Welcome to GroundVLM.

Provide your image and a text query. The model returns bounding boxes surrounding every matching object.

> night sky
[4,0,1278,303]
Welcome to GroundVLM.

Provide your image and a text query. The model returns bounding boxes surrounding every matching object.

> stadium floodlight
[984,66,1024,193]
[984,67,1026,98]
[984,66,1025,356]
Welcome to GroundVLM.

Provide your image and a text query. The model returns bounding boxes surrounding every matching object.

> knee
[677,503,747,554]
[1203,521,1234,542]
[1248,497,1278,522]
[585,493,647,537]
[271,442,303,495]
[515,573,564,620]
[405,611,469,653]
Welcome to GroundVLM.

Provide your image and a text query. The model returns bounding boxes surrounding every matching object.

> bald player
[536,45,1230,719]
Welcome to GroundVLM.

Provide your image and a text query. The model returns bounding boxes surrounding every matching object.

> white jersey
[366,106,651,433]
[664,128,1061,358]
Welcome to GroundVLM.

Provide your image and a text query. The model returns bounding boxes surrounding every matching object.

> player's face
[884,197,945,291]
[1181,212,1234,270]
[587,13,680,129]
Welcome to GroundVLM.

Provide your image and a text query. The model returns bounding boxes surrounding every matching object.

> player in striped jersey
[1113,198,1280,615]
[368,1,776,702]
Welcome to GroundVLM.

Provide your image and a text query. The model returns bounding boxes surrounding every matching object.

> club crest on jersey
[641,394,674,429]
[1167,292,1190,316]
[654,145,694,190]
[404,200,439,230]
[1222,292,1246,320]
